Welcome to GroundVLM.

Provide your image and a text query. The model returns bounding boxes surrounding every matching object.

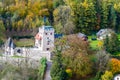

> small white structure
[114,74,120,80]
[96,29,114,40]
[4,37,15,56]
[35,25,54,51]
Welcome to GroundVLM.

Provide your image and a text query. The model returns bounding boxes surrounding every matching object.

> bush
[109,58,120,74]
[95,50,110,73]
[66,68,72,78]
[38,57,47,80]
[101,71,113,80]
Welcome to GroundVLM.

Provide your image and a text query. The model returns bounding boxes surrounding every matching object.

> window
[47,37,49,39]
[46,48,49,51]
[47,42,49,45]
[50,32,52,35]
[45,33,47,35]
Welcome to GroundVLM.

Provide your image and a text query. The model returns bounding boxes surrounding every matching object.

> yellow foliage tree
[109,58,120,74]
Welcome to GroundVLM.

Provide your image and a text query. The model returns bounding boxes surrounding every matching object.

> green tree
[50,46,67,80]
[53,0,65,8]
[108,6,116,30]
[53,5,75,34]
[103,32,120,54]
[65,0,97,34]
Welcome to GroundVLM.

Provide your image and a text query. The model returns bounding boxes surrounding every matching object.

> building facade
[35,25,54,51]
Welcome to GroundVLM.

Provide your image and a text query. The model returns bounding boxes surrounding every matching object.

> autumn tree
[0,0,53,37]
[101,71,113,80]
[62,35,92,79]
[109,58,120,74]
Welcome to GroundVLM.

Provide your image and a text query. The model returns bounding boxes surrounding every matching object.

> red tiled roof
[35,33,42,40]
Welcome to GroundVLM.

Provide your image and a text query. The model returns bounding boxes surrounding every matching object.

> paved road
[44,61,52,80]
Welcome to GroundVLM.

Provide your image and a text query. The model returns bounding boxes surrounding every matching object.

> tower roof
[44,26,53,30]
[5,37,15,48]
[35,33,42,40]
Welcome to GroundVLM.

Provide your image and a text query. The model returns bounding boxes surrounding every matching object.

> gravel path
[44,61,52,80]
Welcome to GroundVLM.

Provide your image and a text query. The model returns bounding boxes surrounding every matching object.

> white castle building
[3,25,54,61]
[35,25,54,51]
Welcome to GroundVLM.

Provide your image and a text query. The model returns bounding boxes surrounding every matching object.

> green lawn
[90,40,99,50]
[89,34,120,50]
[14,39,34,47]
[88,36,99,50]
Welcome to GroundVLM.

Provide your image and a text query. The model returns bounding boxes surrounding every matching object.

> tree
[103,31,120,54]
[92,50,110,80]
[108,6,116,30]
[53,0,65,8]
[65,0,97,34]
[95,50,110,73]
[109,58,120,74]
[62,35,92,79]
[0,20,5,46]
[0,0,53,37]
[100,1,109,28]
[50,46,67,80]
[101,71,113,80]
[53,5,75,34]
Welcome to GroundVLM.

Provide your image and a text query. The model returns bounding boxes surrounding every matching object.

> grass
[89,34,120,50]
[88,36,99,50]
[90,40,99,50]
[14,39,34,47]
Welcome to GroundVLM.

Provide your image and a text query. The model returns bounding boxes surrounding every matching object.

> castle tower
[35,25,54,51]
[4,37,15,56]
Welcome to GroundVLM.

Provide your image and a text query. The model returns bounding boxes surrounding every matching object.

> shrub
[66,68,72,78]
[109,58,120,74]
[38,57,47,80]
[98,40,103,49]
[101,71,113,80]
[95,50,110,73]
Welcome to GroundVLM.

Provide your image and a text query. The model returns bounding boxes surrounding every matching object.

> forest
[0,0,120,39]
